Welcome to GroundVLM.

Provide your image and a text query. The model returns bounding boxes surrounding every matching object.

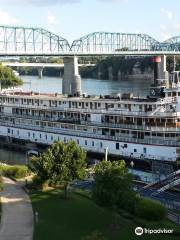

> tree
[0,65,23,88]
[29,140,87,198]
[92,160,136,213]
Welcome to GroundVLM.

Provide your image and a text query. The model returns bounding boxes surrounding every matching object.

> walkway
[0,177,34,240]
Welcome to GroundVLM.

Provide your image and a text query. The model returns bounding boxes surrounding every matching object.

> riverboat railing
[0,112,179,133]
[0,103,179,117]
[0,119,179,147]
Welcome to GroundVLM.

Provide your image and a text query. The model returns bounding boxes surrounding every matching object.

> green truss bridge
[0,25,180,56]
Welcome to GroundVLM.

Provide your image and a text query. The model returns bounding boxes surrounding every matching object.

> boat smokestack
[153,56,161,85]
[153,55,169,87]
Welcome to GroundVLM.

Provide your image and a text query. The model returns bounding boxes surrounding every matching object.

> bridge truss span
[70,32,159,53]
[0,25,70,54]
[163,36,180,51]
[0,25,180,55]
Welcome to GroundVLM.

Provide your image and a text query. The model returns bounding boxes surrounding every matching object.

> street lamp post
[104,147,108,161]
[130,161,134,174]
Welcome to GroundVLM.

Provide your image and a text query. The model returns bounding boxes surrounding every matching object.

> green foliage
[29,141,87,195]
[135,197,167,221]
[0,65,23,88]
[92,160,136,212]
[0,165,30,179]
[0,176,3,191]
[80,56,153,79]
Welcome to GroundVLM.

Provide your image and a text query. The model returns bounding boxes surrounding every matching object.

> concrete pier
[108,66,113,80]
[62,56,81,96]
[37,67,43,79]
[97,67,102,79]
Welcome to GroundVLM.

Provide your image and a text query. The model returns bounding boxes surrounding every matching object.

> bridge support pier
[98,67,102,79]
[108,66,113,80]
[37,67,43,79]
[62,56,81,96]
[118,70,122,81]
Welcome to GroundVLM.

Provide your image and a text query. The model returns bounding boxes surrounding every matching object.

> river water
[0,75,151,166]
[21,75,151,97]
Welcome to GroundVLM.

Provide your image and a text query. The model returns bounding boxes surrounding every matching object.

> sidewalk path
[0,177,34,240]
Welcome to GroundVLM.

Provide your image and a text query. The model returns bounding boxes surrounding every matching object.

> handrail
[0,103,179,117]
[0,113,180,132]
[152,178,180,196]
[140,169,180,191]
[0,119,179,147]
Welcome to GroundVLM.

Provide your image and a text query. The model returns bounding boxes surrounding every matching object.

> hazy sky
[0,0,179,43]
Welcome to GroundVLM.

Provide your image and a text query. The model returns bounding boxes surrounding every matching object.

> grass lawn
[31,189,180,240]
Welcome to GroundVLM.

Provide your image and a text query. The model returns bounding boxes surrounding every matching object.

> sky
[0,0,179,44]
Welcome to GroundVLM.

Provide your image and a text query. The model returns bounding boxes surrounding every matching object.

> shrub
[117,190,139,214]
[0,165,30,179]
[135,197,166,221]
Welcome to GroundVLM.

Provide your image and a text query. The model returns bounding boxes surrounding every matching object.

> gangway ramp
[139,169,180,195]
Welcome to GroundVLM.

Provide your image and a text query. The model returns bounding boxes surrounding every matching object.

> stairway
[139,169,180,196]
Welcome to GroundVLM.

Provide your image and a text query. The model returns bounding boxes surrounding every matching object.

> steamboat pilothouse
[0,56,180,165]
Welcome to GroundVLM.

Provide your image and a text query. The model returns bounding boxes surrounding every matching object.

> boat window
[116,143,119,150]
[143,148,147,154]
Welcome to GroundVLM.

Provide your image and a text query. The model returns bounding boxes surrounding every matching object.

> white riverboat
[0,70,180,164]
